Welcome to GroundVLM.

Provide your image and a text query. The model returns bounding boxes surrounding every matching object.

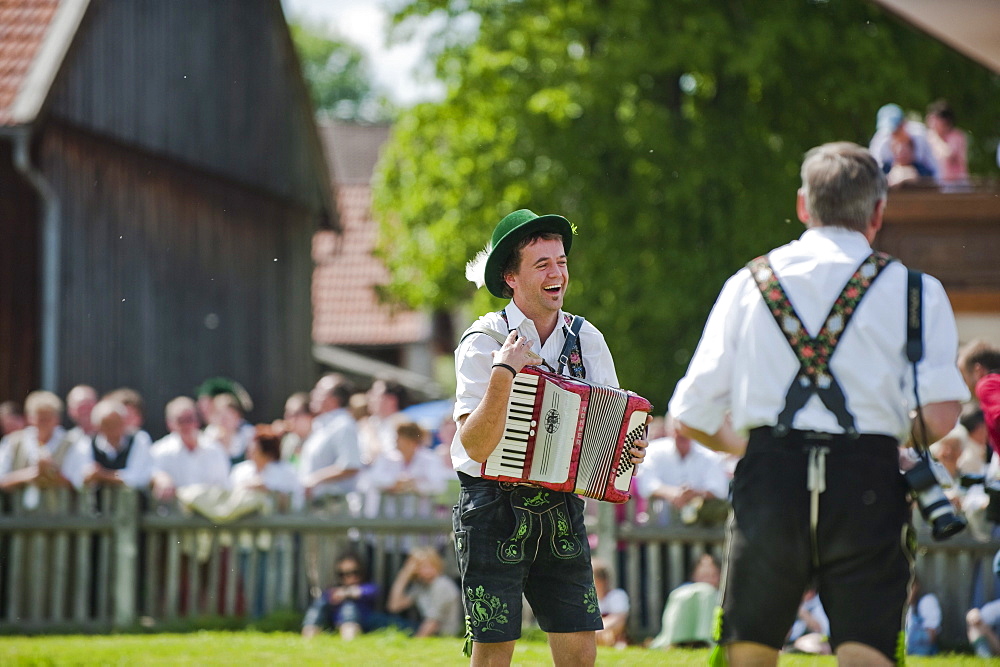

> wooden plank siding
[0,140,40,404]
[38,122,316,435]
[877,188,1000,303]
[46,0,329,213]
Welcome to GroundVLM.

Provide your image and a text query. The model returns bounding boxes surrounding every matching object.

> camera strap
[906,268,931,455]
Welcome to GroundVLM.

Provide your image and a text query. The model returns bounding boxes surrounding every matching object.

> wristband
[491,362,517,378]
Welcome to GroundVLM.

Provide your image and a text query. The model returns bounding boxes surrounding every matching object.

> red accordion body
[481,366,652,503]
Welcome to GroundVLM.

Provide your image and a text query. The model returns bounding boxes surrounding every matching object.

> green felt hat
[194,376,254,413]
[472,209,575,298]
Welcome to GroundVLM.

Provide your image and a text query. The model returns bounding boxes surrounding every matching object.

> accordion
[482,366,652,503]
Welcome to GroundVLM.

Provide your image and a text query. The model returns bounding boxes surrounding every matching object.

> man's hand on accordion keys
[628,415,652,466]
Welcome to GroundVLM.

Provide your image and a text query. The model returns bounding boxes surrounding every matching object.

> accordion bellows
[482,366,652,503]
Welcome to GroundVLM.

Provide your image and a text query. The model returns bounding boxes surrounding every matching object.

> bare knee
[548,631,596,667]
[471,640,516,667]
[968,608,984,627]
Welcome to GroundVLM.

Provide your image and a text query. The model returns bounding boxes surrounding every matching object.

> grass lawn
[0,630,989,666]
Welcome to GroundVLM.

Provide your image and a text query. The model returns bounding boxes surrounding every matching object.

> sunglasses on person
[337,568,361,578]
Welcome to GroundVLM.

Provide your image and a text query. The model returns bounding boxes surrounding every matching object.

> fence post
[112,489,138,630]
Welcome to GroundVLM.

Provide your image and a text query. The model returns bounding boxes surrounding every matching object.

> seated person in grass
[302,553,379,640]
[386,547,462,638]
[592,558,630,648]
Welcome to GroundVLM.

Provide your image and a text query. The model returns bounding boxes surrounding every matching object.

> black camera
[960,473,986,488]
[904,458,966,541]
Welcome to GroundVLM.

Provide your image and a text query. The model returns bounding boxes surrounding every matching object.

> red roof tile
[0,0,60,125]
[313,122,429,346]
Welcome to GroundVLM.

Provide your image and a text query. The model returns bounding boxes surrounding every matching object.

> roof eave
[9,0,91,126]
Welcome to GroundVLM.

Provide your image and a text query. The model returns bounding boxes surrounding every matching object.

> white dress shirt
[451,301,619,476]
[203,421,255,462]
[636,436,730,500]
[669,227,969,442]
[297,408,362,497]
[0,425,71,477]
[358,447,450,517]
[150,432,231,489]
[69,430,153,489]
[230,459,304,510]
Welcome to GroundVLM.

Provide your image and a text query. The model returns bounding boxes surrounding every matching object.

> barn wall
[0,138,41,404]
[39,123,315,436]
[47,0,327,212]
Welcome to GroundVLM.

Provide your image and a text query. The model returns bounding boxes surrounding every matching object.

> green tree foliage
[372,0,999,407]
[289,22,394,122]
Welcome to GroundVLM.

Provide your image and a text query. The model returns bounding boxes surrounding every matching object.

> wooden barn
[0,0,335,435]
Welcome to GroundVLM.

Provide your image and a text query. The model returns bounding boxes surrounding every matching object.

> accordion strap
[459,325,508,347]
[458,311,585,376]
[458,323,545,366]
[558,315,585,376]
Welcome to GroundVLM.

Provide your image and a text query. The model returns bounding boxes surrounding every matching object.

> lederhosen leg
[453,474,602,646]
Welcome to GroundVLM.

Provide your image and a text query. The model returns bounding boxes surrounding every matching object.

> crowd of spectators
[1,335,998,651]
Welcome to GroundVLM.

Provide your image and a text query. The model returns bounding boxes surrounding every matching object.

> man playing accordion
[450,209,648,665]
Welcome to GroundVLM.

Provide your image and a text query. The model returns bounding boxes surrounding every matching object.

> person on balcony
[869,103,938,181]
[925,99,969,188]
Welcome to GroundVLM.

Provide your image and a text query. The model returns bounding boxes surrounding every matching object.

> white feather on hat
[465,243,492,289]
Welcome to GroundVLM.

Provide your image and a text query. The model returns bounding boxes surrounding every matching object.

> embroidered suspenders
[748,252,894,437]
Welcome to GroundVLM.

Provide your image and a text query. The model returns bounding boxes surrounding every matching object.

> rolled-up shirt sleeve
[908,273,970,407]
[669,272,748,435]
[453,334,495,421]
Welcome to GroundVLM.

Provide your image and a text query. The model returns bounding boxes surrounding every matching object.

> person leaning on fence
[636,414,730,527]
[277,391,312,464]
[451,209,649,665]
[229,424,303,511]
[150,396,230,502]
[0,400,26,438]
[299,373,363,593]
[65,384,98,443]
[668,142,968,666]
[204,392,255,467]
[77,398,153,491]
[358,420,449,519]
[299,373,363,506]
[0,391,77,498]
[359,378,409,465]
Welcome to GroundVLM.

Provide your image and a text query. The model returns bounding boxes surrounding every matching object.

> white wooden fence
[1,487,995,647]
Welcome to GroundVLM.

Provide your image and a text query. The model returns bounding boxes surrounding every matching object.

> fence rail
[1,487,996,646]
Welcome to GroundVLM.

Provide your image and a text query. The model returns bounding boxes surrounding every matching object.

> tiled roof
[313,121,429,346]
[0,0,60,125]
